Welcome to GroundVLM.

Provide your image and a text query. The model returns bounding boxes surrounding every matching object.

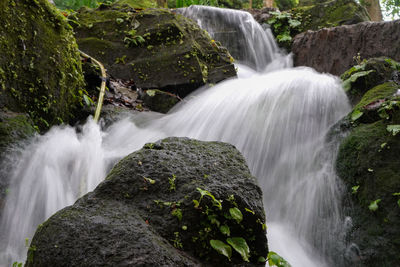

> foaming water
[0,67,350,266]
[178,5,291,71]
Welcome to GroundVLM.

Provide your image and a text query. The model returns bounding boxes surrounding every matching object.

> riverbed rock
[0,0,85,130]
[336,62,400,266]
[26,137,268,266]
[292,0,370,31]
[292,20,400,75]
[70,2,236,100]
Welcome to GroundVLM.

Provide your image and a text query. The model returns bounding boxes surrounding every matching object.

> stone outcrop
[70,2,236,99]
[0,0,85,130]
[336,59,400,266]
[292,20,400,75]
[27,137,268,266]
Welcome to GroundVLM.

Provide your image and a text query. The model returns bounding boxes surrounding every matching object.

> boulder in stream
[70,2,236,100]
[336,59,400,266]
[26,137,268,266]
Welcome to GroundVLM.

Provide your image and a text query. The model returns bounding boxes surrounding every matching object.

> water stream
[0,6,351,266]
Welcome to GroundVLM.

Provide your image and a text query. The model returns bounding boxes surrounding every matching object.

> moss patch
[70,3,236,98]
[292,0,370,31]
[0,0,85,130]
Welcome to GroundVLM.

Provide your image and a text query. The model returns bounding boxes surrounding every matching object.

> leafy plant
[169,174,177,191]
[352,185,360,194]
[368,199,381,212]
[229,207,243,223]
[268,251,291,267]
[210,239,232,260]
[227,237,250,262]
[267,11,302,50]
[387,125,400,136]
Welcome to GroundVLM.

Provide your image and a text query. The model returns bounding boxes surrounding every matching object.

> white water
[0,6,351,267]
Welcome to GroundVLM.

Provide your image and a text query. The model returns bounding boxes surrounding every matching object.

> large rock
[292,0,370,31]
[27,137,268,266]
[70,2,236,98]
[336,61,400,266]
[292,20,400,75]
[0,0,85,130]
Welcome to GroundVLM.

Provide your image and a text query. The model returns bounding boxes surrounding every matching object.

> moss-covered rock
[70,2,236,98]
[0,0,85,130]
[292,0,370,31]
[336,60,400,266]
[27,137,268,266]
[341,57,400,106]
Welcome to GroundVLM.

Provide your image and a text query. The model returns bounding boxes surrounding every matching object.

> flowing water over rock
[177,5,291,71]
[0,6,351,267]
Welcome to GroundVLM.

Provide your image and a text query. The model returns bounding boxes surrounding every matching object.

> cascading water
[0,6,351,267]
[177,5,291,71]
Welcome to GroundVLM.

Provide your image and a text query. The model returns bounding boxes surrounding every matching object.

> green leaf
[368,199,381,212]
[116,18,124,24]
[351,185,360,194]
[387,125,400,136]
[277,34,292,42]
[351,109,363,121]
[146,89,156,97]
[258,256,266,263]
[342,70,375,91]
[226,237,250,262]
[171,208,182,221]
[229,207,243,223]
[220,225,230,236]
[83,94,93,106]
[367,168,374,172]
[288,19,301,28]
[392,192,400,196]
[268,251,291,267]
[144,177,156,184]
[210,240,232,260]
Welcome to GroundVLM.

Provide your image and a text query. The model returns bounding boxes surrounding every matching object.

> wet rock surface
[27,137,268,266]
[292,20,400,75]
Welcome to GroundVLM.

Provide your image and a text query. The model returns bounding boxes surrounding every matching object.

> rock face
[0,0,85,130]
[292,20,400,75]
[71,2,236,98]
[292,0,370,31]
[27,137,268,266]
[336,59,400,266]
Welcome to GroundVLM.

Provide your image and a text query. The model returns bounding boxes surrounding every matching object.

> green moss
[293,0,370,31]
[0,0,85,130]
[116,0,157,9]
[336,116,400,265]
[354,82,399,112]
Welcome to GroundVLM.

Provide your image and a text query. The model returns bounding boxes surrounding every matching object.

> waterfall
[0,6,351,267]
[177,5,291,71]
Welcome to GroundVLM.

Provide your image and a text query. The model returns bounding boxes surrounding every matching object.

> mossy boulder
[341,57,400,106]
[0,0,85,130]
[27,137,268,266]
[336,61,400,266]
[292,0,370,31]
[70,3,236,99]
